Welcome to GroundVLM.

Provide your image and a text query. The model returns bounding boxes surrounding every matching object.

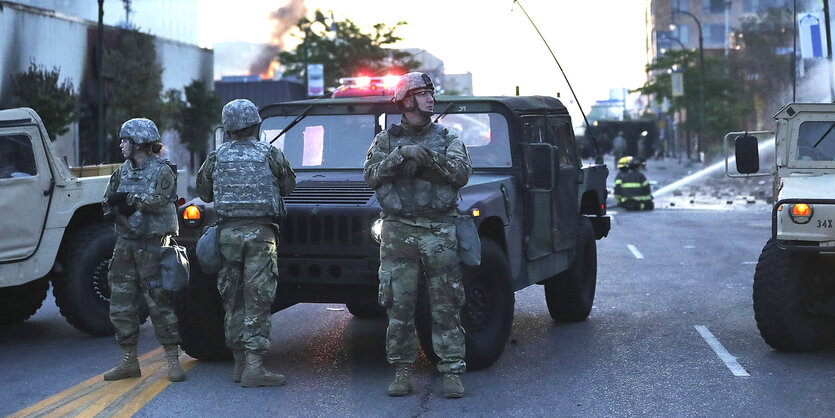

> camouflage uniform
[195,101,296,356]
[364,116,472,374]
[103,145,180,347]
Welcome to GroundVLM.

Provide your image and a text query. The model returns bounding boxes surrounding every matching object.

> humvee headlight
[789,203,813,224]
[371,218,383,243]
[183,205,202,226]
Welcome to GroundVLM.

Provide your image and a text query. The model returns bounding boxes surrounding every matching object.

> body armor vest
[375,123,459,218]
[116,157,179,238]
[213,140,284,219]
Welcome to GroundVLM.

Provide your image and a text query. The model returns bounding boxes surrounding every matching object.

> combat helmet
[222,99,262,132]
[119,118,160,144]
[393,72,434,103]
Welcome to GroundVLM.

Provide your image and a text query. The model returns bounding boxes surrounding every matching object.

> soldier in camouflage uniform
[101,118,185,382]
[364,72,472,398]
[196,99,296,387]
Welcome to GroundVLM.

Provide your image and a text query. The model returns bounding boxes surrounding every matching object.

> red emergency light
[332,75,400,98]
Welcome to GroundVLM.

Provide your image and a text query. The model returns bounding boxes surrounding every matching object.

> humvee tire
[753,239,834,351]
[417,238,515,371]
[0,277,49,326]
[53,223,118,336]
[346,302,386,318]
[544,217,597,322]
[176,268,230,361]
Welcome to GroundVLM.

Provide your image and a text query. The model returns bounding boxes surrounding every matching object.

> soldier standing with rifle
[196,99,296,387]
[364,72,472,398]
[101,118,185,382]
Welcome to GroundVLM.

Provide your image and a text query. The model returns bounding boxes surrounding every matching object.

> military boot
[240,352,286,387]
[103,345,140,381]
[164,345,185,382]
[232,350,246,383]
[387,364,412,397]
[442,373,464,398]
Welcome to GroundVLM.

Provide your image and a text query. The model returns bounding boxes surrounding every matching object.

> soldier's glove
[399,145,432,167]
[107,192,135,217]
[401,159,420,178]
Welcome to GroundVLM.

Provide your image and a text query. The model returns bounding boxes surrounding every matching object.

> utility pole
[97,0,105,163]
[824,0,835,101]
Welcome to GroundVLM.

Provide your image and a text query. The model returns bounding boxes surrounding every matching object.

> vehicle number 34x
[817,219,833,228]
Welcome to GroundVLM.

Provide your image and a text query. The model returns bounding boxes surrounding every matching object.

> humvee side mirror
[213,125,225,150]
[525,143,558,190]
[735,134,759,174]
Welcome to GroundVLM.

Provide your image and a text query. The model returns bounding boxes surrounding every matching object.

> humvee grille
[281,214,366,246]
[284,181,374,205]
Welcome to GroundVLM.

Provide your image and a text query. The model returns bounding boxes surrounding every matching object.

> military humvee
[176,96,610,370]
[728,102,835,351]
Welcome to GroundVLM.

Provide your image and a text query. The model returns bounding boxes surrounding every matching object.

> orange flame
[261,60,281,80]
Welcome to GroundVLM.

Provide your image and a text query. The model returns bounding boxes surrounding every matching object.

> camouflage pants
[108,237,180,346]
[378,219,466,374]
[217,224,278,354]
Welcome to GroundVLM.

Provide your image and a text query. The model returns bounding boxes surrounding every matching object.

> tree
[12,61,78,140]
[104,29,164,156]
[277,10,419,91]
[176,80,221,169]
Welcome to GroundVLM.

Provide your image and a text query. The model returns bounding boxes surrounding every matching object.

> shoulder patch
[161,177,171,190]
[388,124,403,136]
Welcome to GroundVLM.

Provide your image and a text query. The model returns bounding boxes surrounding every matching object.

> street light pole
[672,9,705,163]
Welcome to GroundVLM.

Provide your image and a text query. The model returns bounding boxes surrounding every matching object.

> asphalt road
[4,168,835,416]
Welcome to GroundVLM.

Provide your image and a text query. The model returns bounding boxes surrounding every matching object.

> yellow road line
[7,348,196,418]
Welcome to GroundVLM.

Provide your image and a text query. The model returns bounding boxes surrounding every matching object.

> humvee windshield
[796,121,835,162]
[260,112,512,169]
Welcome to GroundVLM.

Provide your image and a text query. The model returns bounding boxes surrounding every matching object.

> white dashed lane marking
[694,325,750,377]
[627,244,644,259]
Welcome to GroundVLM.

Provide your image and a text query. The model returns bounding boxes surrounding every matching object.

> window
[0,135,37,179]
[702,0,727,13]
[796,121,835,161]
[261,115,378,169]
[705,24,726,45]
[672,0,690,12]
[671,24,691,46]
[547,118,578,168]
[388,112,513,168]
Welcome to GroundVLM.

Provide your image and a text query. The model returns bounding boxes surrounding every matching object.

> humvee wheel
[346,302,386,318]
[0,277,49,326]
[544,217,597,322]
[176,266,230,361]
[753,239,834,351]
[54,223,118,336]
[417,238,515,371]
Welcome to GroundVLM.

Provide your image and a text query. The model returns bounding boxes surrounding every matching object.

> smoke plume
[248,0,308,76]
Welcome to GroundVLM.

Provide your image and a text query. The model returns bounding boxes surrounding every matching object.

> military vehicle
[0,107,187,335]
[176,95,610,370]
[728,102,835,351]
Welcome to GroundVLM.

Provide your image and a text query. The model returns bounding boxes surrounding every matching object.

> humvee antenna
[512,0,603,164]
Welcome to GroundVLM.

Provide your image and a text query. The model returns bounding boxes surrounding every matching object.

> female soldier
[101,118,184,382]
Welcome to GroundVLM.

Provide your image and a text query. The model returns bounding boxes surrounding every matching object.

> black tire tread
[753,239,833,352]
[545,217,597,322]
[0,277,49,326]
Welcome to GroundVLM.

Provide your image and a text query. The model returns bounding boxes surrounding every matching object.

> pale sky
[199,0,649,122]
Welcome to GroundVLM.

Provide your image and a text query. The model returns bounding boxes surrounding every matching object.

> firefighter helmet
[618,156,634,169]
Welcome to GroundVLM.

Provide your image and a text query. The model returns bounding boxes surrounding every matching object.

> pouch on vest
[196,225,221,274]
[454,214,481,266]
[160,243,190,291]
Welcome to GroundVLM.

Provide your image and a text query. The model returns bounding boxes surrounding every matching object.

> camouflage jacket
[364,119,472,221]
[102,156,179,239]
[196,137,296,220]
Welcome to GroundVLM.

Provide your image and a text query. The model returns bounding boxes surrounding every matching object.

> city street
[4,162,835,417]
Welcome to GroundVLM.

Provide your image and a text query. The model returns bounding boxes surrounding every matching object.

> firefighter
[614,156,654,211]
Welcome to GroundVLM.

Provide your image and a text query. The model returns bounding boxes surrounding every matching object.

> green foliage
[104,29,163,143]
[178,80,221,155]
[159,89,185,133]
[277,10,419,91]
[12,61,78,139]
